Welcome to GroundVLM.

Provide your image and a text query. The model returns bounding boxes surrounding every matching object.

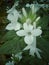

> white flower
[16,18,42,58]
[11,52,22,61]
[16,18,42,44]
[23,21,42,58]
[15,52,22,60]
[5,61,14,65]
[6,9,21,31]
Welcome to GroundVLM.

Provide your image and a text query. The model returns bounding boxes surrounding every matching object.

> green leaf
[37,37,49,62]
[0,36,26,54]
[2,30,16,41]
[37,15,49,30]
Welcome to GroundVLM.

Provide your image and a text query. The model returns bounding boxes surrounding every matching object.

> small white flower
[5,61,14,65]
[16,18,42,58]
[15,52,22,60]
[6,9,21,31]
[23,21,42,58]
[16,18,42,44]
[11,52,22,61]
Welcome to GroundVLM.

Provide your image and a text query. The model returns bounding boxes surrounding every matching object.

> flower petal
[6,23,14,30]
[26,4,30,7]
[23,45,31,50]
[7,1,19,13]
[14,22,21,31]
[15,52,22,60]
[36,49,41,59]
[29,47,36,56]
[7,9,21,22]
[7,13,14,21]
[26,18,31,23]
[23,22,33,32]
[24,35,34,44]
[32,29,42,36]
[16,30,27,36]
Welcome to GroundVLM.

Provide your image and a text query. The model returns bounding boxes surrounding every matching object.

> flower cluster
[6,3,42,60]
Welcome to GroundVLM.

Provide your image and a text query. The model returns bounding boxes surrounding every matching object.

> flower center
[28,32,32,35]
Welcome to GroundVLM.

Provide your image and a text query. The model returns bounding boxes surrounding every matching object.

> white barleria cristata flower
[23,21,42,59]
[16,17,42,58]
[6,9,21,31]
[5,61,14,65]
[16,17,42,44]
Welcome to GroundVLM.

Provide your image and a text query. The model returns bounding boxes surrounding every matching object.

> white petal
[37,48,42,52]
[33,22,36,29]
[7,1,19,13]
[29,47,36,56]
[7,8,13,13]
[16,30,27,36]
[26,18,31,24]
[14,22,21,31]
[6,23,14,30]
[32,37,36,48]
[12,9,21,18]
[7,13,14,21]
[36,50,41,59]
[7,9,21,22]
[24,35,34,44]
[32,29,42,36]
[23,22,33,32]
[37,26,41,29]
[23,45,31,50]
[26,4,30,7]
[15,52,22,60]
[23,23,28,31]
